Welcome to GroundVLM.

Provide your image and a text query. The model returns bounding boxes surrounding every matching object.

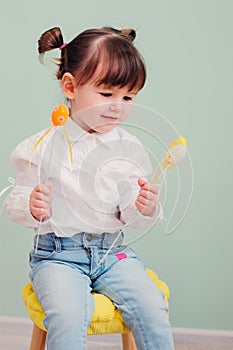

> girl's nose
[109,102,122,113]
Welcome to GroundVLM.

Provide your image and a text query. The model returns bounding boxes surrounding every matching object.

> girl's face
[69,82,135,133]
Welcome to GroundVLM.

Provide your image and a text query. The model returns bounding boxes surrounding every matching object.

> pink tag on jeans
[115,253,127,260]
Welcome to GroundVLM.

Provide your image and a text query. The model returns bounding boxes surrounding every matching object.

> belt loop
[82,232,87,248]
[103,232,108,249]
[53,235,62,253]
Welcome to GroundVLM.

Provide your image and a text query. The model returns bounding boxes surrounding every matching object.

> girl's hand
[135,178,159,217]
[30,182,52,221]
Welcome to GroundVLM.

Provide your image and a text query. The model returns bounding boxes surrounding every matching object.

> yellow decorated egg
[51,104,69,126]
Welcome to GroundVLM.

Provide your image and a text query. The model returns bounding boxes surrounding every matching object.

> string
[97,168,167,267]
[35,216,43,253]
[0,177,15,219]
[29,128,53,168]
[97,213,138,267]
[63,128,73,169]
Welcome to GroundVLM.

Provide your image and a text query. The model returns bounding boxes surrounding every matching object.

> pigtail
[38,27,68,80]
[38,27,64,54]
[121,29,136,42]
[102,27,136,42]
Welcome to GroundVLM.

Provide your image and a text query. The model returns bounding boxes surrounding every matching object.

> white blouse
[7,117,162,236]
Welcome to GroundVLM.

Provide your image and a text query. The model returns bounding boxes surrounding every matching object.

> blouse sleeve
[6,133,48,228]
[6,161,40,228]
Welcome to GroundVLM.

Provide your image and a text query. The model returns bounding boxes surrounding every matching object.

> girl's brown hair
[38,26,146,92]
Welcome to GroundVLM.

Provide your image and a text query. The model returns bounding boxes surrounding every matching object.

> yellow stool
[22,268,169,350]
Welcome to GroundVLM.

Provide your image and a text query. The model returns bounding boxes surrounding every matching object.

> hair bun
[121,29,136,42]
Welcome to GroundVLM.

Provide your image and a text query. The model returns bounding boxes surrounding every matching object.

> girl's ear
[61,73,76,99]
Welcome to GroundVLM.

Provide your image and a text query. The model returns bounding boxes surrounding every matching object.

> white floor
[1,317,233,350]
[0,317,122,350]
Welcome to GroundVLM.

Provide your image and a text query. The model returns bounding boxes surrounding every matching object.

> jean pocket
[29,248,56,265]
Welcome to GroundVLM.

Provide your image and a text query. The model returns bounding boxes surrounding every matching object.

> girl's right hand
[30,182,52,221]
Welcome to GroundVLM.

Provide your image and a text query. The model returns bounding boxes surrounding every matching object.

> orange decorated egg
[51,104,69,126]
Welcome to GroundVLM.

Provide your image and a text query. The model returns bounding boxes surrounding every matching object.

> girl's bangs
[94,47,146,92]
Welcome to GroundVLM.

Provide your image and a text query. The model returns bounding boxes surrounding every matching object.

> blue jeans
[29,232,174,350]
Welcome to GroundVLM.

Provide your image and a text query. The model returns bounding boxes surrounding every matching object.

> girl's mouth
[101,115,119,121]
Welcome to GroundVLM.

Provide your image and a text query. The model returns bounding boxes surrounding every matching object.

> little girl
[7,26,174,349]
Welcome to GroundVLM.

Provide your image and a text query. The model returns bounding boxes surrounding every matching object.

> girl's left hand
[135,178,160,217]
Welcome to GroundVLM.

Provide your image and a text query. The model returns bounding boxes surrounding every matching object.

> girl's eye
[100,93,112,97]
[124,96,133,101]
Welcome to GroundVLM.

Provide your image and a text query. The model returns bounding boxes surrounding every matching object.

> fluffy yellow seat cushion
[22,268,169,335]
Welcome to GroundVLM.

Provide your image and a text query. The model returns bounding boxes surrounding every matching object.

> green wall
[1,0,232,331]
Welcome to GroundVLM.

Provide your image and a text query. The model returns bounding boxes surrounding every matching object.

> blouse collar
[59,117,120,145]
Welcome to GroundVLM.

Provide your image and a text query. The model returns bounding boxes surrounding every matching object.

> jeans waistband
[34,231,124,252]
